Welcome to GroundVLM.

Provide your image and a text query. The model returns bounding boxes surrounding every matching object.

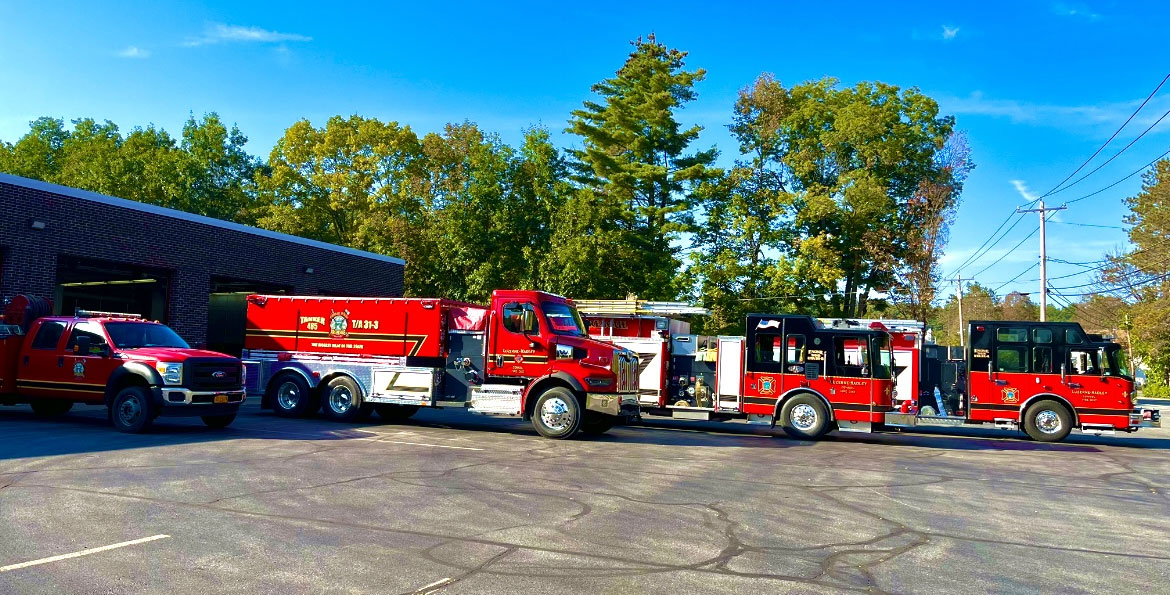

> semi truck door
[488,301,548,378]
[18,320,69,398]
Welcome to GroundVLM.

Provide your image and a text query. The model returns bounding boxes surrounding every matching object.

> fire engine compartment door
[610,337,666,406]
[442,331,485,403]
[369,366,436,405]
[717,337,743,399]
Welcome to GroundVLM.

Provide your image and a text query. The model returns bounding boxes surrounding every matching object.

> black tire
[1024,400,1072,442]
[30,399,73,417]
[110,386,153,433]
[531,387,582,439]
[202,414,237,429]
[779,394,830,440]
[320,376,366,422]
[580,412,615,436]
[268,374,313,418]
[375,404,419,422]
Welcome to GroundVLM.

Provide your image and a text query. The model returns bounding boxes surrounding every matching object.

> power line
[1052,221,1126,230]
[1047,105,1170,196]
[944,208,1032,278]
[1040,72,1170,198]
[991,262,1039,293]
[1066,145,1170,204]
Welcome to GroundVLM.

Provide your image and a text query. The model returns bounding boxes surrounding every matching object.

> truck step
[916,415,967,427]
[672,410,710,420]
[1079,424,1116,436]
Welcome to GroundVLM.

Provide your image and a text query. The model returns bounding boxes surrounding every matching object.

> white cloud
[1052,2,1102,20]
[183,23,312,47]
[1010,179,1039,202]
[117,46,150,59]
[941,25,959,40]
[939,91,1170,136]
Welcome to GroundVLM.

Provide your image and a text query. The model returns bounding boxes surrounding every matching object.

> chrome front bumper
[1132,409,1161,429]
[585,392,639,417]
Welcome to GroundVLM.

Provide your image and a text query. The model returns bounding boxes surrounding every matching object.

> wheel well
[773,389,835,422]
[1021,395,1078,425]
[263,369,316,408]
[524,378,578,420]
[105,374,150,405]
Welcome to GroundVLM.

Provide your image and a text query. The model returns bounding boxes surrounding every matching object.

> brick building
[0,173,405,351]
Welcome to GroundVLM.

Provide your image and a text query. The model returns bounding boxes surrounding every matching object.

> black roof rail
[75,309,144,319]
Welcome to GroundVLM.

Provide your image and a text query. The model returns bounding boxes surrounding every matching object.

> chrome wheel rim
[118,395,143,426]
[791,403,818,431]
[1035,410,1062,434]
[540,396,573,432]
[328,385,354,414]
[276,382,301,410]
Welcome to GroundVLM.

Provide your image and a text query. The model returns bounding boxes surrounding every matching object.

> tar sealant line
[366,439,484,451]
[0,534,170,572]
[413,577,454,594]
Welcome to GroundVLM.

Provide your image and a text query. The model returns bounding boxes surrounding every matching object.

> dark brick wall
[0,178,405,345]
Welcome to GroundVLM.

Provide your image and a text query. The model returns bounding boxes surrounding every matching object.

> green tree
[1106,159,1170,391]
[727,75,954,318]
[929,282,999,346]
[564,34,718,299]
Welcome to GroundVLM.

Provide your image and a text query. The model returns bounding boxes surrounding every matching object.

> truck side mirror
[522,309,535,333]
[74,336,91,355]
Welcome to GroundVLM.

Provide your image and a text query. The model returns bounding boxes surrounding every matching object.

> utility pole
[1017,200,1067,321]
[954,275,972,347]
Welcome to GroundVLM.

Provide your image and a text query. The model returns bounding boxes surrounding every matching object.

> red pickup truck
[0,295,245,432]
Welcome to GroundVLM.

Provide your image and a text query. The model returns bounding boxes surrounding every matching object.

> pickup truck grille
[185,358,242,391]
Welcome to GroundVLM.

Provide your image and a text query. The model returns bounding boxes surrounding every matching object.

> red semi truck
[0,295,245,432]
[579,300,1159,442]
[241,290,640,438]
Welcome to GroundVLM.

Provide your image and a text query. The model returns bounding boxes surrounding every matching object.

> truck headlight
[155,362,183,385]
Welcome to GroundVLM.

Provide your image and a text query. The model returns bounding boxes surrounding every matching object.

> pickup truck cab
[0,305,245,432]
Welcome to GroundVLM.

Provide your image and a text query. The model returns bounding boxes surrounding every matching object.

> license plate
[213,394,229,404]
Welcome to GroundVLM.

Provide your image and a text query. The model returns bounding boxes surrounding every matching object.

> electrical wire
[991,262,1039,294]
[1047,104,1170,197]
[1066,145,1170,204]
[1040,73,1170,198]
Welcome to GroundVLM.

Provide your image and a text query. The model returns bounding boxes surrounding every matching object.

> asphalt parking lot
[1,400,1168,594]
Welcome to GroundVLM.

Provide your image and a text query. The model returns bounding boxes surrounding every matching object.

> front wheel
[1024,400,1072,442]
[779,394,830,440]
[110,386,153,433]
[531,387,582,439]
[30,399,73,417]
[202,414,237,429]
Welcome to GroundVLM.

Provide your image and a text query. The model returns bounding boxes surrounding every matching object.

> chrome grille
[616,352,638,393]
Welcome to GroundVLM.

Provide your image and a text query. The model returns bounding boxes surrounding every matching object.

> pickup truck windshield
[104,322,190,349]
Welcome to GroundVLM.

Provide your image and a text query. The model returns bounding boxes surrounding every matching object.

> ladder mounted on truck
[573,299,709,316]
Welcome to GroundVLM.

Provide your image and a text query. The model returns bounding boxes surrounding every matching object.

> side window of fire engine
[995,347,1027,372]
[754,333,779,363]
[786,335,806,364]
[501,303,539,335]
[1067,349,1100,375]
[1032,346,1053,374]
[66,322,107,353]
[31,321,67,350]
[833,336,869,377]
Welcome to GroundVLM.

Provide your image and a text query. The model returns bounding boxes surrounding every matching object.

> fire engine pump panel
[669,335,717,408]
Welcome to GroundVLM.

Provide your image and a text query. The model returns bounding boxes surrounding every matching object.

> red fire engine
[579,301,895,439]
[241,290,640,439]
[580,300,1159,442]
[0,295,245,432]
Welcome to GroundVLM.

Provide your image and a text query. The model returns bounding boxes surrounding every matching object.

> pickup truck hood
[119,347,236,362]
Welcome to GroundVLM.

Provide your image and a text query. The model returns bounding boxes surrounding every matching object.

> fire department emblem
[73,360,85,378]
[1001,387,1020,404]
[329,310,350,338]
[514,355,524,364]
[759,376,776,396]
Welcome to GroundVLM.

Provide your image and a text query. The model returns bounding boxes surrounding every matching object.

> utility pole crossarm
[1017,200,1067,322]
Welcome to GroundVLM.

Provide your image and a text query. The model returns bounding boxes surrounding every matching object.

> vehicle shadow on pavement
[0,406,384,461]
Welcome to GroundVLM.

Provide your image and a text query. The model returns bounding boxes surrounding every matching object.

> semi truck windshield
[543,302,587,337]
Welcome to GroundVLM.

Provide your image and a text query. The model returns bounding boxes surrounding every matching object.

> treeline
[1,35,968,334]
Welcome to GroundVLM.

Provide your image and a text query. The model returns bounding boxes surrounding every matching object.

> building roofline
[0,172,406,266]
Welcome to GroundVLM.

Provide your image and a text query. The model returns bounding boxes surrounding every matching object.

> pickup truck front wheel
[110,386,153,433]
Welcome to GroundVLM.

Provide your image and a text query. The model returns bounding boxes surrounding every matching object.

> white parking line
[413,577,453,593]
[0,534,170,572]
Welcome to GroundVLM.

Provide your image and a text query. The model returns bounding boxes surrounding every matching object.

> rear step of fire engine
[670,407,712,420]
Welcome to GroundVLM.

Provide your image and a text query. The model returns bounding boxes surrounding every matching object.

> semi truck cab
[0,297,244,432]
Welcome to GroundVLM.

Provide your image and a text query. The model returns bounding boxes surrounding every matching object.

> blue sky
[2,1,1168,304]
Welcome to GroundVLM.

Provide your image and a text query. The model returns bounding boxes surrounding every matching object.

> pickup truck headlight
[155,362,183,385]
